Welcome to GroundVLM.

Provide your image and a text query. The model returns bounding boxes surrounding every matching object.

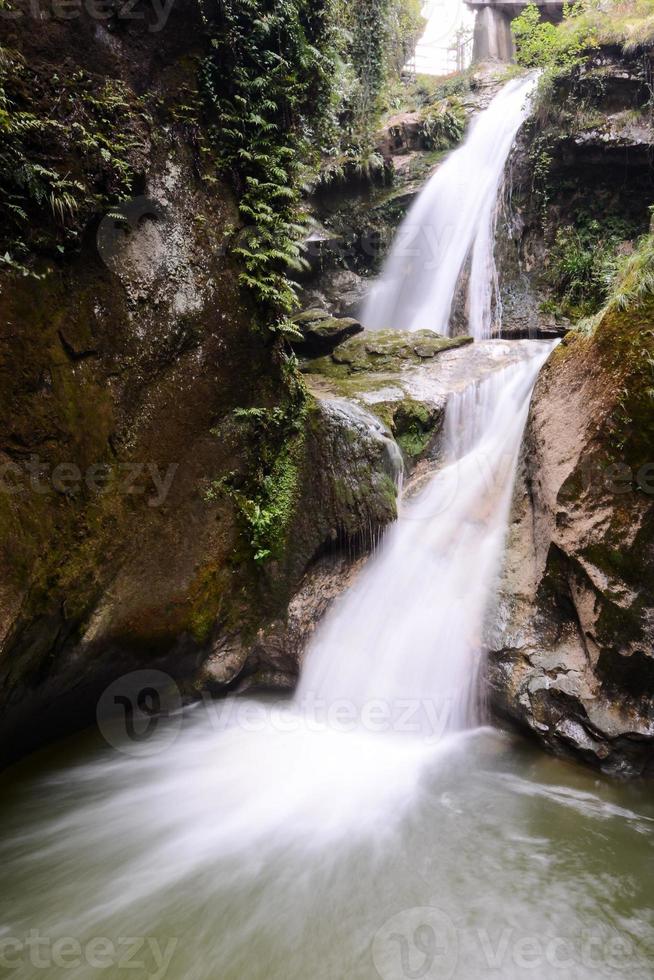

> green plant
[606,231,654,313]
[197,0,340,329]
[547,218,635,319]
[419,98,465,151]
[0,44,149,276]
[512,2,596,70]
[206,369,309,563]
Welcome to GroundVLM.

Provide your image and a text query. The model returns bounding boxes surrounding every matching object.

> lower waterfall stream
[0,81,653,980]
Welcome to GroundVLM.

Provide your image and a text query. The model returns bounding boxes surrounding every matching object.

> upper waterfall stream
[0,77,652,980]
[362,75,538,338]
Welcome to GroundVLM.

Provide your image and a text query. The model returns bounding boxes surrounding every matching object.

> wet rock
[241,553,368,690]
[304,338,540,470]
[290,309,363,357]
[488,306,654,777]
[377,110,424,157]
[299,268,370,319]
[324,329,472,373]
[199,635,249,690]
[229,398,403,690]
[301,221,347,272]
[389,399,443,464]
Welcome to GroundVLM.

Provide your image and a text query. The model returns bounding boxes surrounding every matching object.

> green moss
[187,562,230,644]
[205,367,310,564]
[311,330,472,374]
[379,472,399,510]
[392,399,440,457]
[593,298,654,470]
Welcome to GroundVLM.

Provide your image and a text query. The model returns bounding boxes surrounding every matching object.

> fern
[197,0,339,332]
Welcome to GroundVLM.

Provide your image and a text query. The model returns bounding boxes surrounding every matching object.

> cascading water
[2,74,650,980]
[298,344,553,736]
[361,75,538,338]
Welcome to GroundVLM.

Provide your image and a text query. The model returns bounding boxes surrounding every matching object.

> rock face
[307,329,472,376]
[0,8,401,764]
[299,268,370,319]
[198,396,402,692]
[0,5,262,762]
[488,303,654,776]
[496,50,654,338]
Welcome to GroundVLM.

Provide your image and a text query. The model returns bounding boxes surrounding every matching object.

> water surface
[0,710,652,980]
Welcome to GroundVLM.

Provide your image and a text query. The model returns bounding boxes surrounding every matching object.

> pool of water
[0,702,652,980]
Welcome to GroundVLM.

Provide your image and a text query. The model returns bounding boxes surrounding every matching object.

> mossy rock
[291,309,363,356]
[392,399,443,459]
[310,329,472,375]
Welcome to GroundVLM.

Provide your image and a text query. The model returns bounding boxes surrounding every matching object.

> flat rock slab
[305,336,551,414]
[306,328,471,377]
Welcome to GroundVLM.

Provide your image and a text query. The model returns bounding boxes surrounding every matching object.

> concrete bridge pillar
[465,0,564,64]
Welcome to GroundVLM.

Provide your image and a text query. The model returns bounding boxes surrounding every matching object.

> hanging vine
[197,0,339,335]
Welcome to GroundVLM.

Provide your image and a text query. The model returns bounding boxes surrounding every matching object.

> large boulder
[307,329,472,376]
[200,396,403,691]
[488,300,654,776]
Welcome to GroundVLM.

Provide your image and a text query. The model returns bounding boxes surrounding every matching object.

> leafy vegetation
[564,227,654,338]
[564,0,654,50]
[197,0,337,330]
[385,66,475,116]
[604,229,654,314]
[197,0,424,331]
[514,0,654,71]
[512,2,597,70]
[206,362,308,563]
[419,98,465,151]
[0,41,150,278]
[545,217,636,319]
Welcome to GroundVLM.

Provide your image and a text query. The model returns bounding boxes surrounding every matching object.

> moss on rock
[307,329,472,376]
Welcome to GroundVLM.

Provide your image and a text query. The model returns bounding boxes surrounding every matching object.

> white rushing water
[362,75,538,338]
[298,343,553,735]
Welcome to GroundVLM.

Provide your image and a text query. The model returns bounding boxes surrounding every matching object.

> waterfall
[0,77,566,980]
[361,75,538,338]
[297,343,553,736]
